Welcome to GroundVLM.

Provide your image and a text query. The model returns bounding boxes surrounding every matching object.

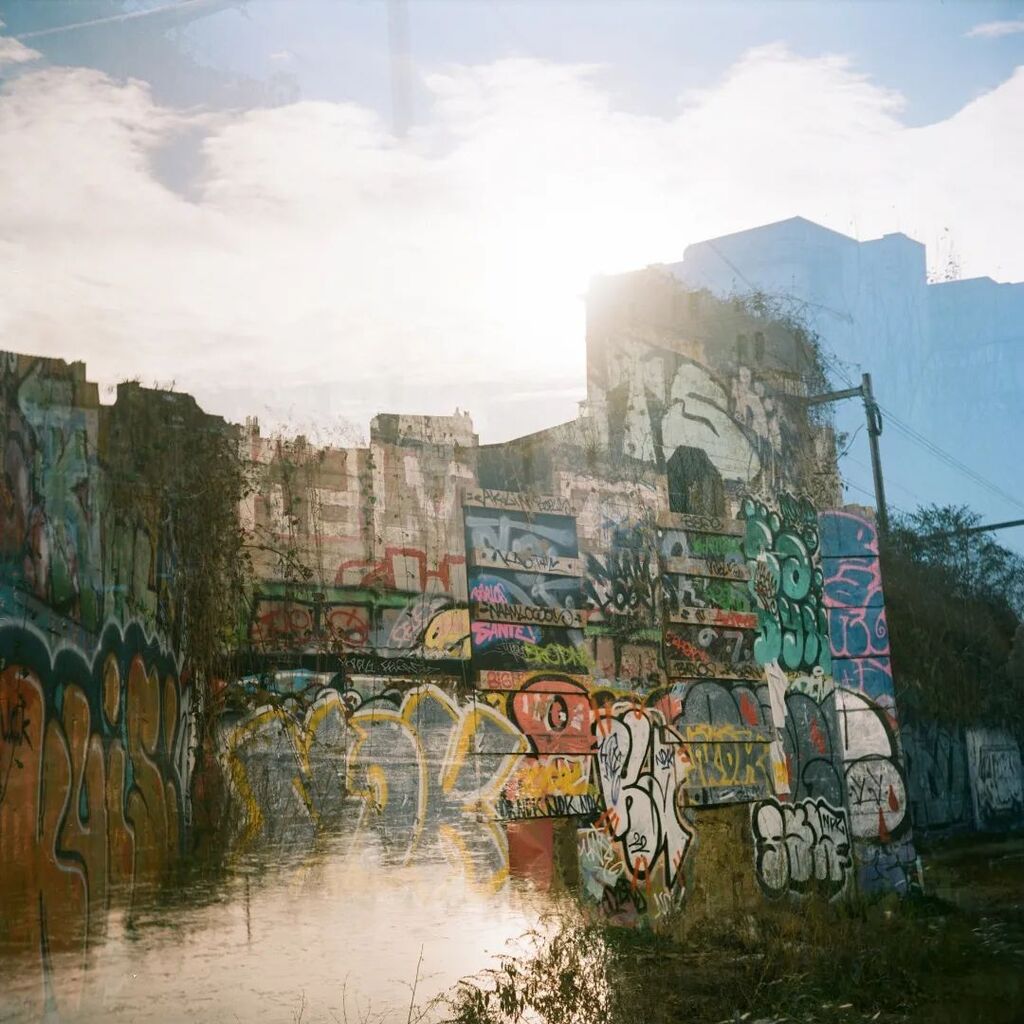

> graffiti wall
[583,269,840,510]
[0,353,203,1013]
[222,278,882,930]
[5,278,933,958]
[902,720,1024,836]
[240,414,475,682]
[0,622,188,1014]
[966,728,1024,831]
[819,508,915,893]
[222,485,922,929]
[902,720,973,837]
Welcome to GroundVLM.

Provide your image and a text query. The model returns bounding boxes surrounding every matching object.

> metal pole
[861,372,889,536]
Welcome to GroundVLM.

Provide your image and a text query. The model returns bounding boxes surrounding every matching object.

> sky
[0,1,1022,535]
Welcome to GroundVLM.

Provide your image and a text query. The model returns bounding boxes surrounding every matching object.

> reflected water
[0,831,554,1023]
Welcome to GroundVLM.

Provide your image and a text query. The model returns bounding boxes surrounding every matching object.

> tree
[883,504,1024,730]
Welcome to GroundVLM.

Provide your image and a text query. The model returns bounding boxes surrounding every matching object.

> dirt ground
[907,832,1024,1024]
[729,832,1024,1024]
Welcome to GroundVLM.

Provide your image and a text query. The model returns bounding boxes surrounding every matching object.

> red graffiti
[666,635,708,662]
[887,783,900,812]
[877,807,892,844]
[809,717,827,756]
[511,677,593,756]
[335,547,465,592]
[739,693,758,728]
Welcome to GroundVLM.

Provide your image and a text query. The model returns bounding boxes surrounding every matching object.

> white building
[666,216,1024,535]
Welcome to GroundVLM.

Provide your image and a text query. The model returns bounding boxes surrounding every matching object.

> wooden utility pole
[801,373,889,535]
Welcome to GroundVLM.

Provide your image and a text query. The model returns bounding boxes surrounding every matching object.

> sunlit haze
[1,5,1022,444]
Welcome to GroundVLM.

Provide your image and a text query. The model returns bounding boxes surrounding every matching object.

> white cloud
[0,20,40,66]
[966,19,1024,39]
[0,46,1021,440]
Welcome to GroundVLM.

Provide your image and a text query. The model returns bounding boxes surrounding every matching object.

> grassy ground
[443,835,1024,1024]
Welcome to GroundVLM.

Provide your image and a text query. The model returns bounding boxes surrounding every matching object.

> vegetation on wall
[731,289,834,409]
[729,288,841,512]
[107,385,254,734]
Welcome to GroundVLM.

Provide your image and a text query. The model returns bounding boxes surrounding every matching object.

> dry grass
[443,891,1024,1024]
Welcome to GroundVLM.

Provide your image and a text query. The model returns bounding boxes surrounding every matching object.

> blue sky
[0,1,1022,544]
[5,2,1024,125]
[194,1,1024,122]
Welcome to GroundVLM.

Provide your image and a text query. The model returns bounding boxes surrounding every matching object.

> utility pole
[801,372,889,535]
[861,373,889,535]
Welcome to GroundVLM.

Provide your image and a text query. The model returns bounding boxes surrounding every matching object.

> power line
[14,0,235,39]
[683,267,1019,517]
[842,477,910,520]
[843,453,925,507]
[880,411,1024,513]
[925,518,1024,541]
[815,339,1024,513]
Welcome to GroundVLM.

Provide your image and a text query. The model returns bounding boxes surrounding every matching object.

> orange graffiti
[0,642,185,1019]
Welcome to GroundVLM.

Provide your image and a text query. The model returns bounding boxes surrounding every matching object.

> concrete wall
[220,282,917,926]
[0,352,212,1014]
[11,266,988,947]
[903,721,1024,838]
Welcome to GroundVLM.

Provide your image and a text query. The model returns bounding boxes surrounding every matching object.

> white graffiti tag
[751,797,852,899]
[594,705,693,889]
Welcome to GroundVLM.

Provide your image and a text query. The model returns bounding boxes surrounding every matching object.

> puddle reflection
[0,832,554,1023]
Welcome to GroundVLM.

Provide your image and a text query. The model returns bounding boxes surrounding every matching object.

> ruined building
[2,273,1021,1014]
[219,273,915,920]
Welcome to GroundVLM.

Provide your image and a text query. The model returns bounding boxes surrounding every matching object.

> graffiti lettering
[669,606,758,629]
[593,706,693,892]
[0,621,187,1018]
[471,621,542,647]
[463,488,576,517]
[472,602,585,628]
[470,582,509,604]
[662,555,750,581]
[496,792,599,820]
[742,494,830,674]
[521,641,592,671]
[751,798,852,899]
[472,547,580,576]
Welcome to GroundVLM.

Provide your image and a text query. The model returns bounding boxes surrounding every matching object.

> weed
[443,893,1022,1024]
